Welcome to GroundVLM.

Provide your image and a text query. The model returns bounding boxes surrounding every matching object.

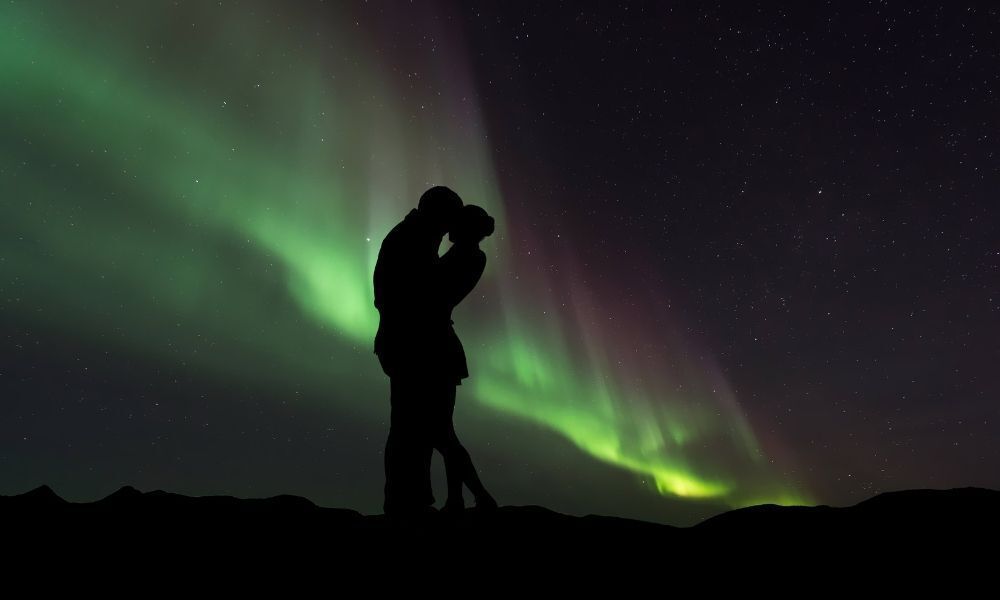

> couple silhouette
[373,186,498,518]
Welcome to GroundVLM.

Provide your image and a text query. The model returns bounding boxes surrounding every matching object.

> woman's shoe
[474,493,498,511]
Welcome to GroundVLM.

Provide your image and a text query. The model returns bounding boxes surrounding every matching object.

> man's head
[417,186,464,236]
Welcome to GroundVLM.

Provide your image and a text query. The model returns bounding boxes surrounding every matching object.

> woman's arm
[438,248,486,309]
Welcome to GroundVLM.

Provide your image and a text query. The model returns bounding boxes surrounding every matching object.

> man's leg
[384,375,435,514]
[384,376,416,514]
[412,376,436,508]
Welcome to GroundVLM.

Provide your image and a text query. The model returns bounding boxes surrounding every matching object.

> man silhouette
[373,186,463,516]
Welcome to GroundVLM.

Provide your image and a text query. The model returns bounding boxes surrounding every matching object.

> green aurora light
[1,1,810,511]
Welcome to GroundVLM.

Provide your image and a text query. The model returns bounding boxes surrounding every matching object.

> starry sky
[2,1,997,526]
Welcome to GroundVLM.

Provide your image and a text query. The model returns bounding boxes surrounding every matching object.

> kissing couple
[373,186,498,518]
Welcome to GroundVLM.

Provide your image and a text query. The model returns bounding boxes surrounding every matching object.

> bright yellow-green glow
[475,334,731,500]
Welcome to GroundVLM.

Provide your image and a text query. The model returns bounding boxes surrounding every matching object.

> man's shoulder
[381,210,421,244]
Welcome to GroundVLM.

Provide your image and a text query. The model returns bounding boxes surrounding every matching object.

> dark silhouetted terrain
[4,485,997,578]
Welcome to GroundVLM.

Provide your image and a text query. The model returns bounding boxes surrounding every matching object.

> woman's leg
[460,444,497,509]
[440,423,493,508]
[441,429,468,509]
[435,382,498,510]
[433,385,468,510]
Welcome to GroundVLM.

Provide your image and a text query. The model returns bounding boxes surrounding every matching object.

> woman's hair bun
[463,204,494,239]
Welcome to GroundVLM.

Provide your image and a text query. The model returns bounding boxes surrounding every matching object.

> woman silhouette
[432,204,498,514]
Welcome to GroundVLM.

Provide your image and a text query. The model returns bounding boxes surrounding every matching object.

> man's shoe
[441,500,465,517]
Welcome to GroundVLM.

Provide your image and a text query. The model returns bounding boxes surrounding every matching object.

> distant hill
[3,485,997,574]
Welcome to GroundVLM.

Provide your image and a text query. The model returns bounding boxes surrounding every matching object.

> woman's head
[449,204,495,244]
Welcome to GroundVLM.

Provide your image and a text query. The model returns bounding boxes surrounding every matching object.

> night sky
[2,1,997,526]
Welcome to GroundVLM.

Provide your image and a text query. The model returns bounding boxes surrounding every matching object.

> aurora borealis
[4,1,998,525]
